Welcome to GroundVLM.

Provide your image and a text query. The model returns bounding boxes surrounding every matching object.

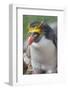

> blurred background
[23,15,57,41]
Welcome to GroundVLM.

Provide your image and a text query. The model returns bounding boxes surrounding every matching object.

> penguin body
[30,35,57,73]
[24,21,57,74]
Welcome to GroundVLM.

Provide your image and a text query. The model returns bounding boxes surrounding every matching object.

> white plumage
[30,35,57,73]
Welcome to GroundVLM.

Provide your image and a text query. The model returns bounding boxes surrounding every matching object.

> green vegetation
[23,15,57,41]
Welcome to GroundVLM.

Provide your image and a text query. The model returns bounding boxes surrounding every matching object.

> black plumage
[40,22,57,48]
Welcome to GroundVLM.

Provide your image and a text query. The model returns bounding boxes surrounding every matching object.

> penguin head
[27,21,54,45]
[27,21,43,45]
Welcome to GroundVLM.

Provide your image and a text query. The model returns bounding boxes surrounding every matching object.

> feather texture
[30,36,57,73]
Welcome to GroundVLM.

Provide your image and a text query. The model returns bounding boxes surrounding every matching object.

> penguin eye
[32,32,39,36]
[31,32,40,39]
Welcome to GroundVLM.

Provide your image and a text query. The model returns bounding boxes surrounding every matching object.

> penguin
[26,21,57,74]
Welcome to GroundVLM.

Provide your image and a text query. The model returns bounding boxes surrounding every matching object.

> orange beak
[27,35,34,45]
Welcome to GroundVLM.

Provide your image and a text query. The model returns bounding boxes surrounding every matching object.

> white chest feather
[30,36,57,70]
